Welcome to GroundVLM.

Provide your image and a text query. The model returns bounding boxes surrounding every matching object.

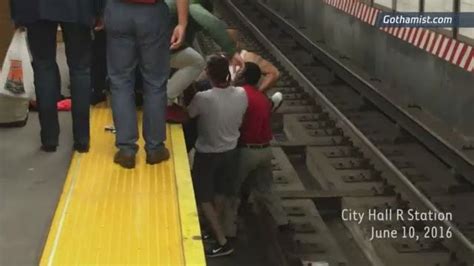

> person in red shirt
[224,62,289,237]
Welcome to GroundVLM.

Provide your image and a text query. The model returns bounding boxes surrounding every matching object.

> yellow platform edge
[39,114,205,265]
[39,151,80,266]
[170,125,206,266]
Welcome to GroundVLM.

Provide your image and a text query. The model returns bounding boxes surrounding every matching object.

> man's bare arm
[176,0,188,27]
[170,0,189,49]
[244,52,280,93]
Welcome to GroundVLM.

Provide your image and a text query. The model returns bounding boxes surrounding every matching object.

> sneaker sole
[206,248,234,258]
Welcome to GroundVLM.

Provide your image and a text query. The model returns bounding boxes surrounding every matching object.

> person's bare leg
[201,202,227,245]
[214,194,226,215]
[222,196,240,237]
[214,194,228,235]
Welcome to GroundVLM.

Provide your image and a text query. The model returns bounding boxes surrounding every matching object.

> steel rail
[224,0,474,253]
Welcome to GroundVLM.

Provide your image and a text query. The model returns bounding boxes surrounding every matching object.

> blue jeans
[105,1,170,154]
[27,21,92,146]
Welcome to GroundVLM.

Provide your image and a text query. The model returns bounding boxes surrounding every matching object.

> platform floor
[37,105,205,265]
[0,106,269,266]
[0,113,73,266]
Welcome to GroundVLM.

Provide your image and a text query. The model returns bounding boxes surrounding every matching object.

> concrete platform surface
[0,112,73,266]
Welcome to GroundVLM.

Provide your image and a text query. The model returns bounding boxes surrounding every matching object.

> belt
[240,143,270,149]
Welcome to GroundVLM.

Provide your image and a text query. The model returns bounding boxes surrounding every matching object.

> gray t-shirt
[188,86,248,153]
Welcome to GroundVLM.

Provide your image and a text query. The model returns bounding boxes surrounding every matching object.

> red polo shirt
[239,84,273,144]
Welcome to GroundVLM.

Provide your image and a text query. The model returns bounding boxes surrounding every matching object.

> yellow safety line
[46,153,83,266]
[40,152,81,266]
[39,106,205,265]
[170,125,206,266]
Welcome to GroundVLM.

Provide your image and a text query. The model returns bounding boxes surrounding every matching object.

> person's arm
[189,4,236,55]
[187,92,203,119]
[170,0,189,49]
[244,52,280,93]
[188,4,244,68]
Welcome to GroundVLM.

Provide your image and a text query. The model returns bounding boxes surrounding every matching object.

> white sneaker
[271,92,283,112]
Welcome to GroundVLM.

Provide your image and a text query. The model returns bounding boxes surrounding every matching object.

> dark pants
[183,118,198,152]
[91,30,107,104]
[192,149,239,203]
[27,21,92,147]
[105,1,170,154]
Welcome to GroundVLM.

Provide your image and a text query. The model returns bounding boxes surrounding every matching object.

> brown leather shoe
[146,146,170,165]
[114,150,136,169]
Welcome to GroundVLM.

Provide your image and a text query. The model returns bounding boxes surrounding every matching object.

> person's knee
[66,49,92,71]
[196,188,214,204]
[32,59,57,70]
[199,200,214,210]
[194,55,206,71]
[69,64,91,76]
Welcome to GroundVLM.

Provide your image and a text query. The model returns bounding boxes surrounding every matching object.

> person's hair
[206,54,231,87]
[242,62,262,86]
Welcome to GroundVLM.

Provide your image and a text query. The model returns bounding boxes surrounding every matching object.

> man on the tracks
[106,0,188,169]
[225,62,289,238]
[227,28,281,93]
[187,55,248,257]
[10,0,105,153]
[164,0,244,123]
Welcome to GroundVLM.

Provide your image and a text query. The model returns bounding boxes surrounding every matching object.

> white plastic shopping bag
[0,29,34,99]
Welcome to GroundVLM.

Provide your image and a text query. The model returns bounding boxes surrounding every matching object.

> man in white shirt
[187,55,247,257]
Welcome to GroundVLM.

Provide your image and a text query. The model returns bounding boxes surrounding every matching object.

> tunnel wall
[261,0,474,138]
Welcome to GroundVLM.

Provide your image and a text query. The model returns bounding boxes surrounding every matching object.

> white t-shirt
[188,86,248,153]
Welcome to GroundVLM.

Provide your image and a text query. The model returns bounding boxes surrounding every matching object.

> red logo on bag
[5,59,25,94]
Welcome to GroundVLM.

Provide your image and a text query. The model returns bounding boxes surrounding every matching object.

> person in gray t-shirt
[187,55,247,257]
[188,84,247,153]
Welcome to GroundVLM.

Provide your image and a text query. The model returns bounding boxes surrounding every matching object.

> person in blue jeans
[9,0,105,153]
[106,0,188,169]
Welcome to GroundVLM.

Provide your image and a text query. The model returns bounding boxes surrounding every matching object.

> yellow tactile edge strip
[39,152,82,266]
[170,124,206,266]
[39,124,205,265]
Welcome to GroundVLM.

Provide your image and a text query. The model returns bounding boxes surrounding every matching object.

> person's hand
[94,17,104,31]
[170,24,186,50]
[229,52,245,78]
[230,52,244,68]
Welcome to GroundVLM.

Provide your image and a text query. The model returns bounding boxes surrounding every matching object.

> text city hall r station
[341,208,453,224]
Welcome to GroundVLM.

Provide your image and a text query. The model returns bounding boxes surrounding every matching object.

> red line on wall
[454,44,468,65]
[323,0,473,72]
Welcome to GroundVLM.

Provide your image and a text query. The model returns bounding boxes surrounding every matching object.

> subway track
[197,1,474,265]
